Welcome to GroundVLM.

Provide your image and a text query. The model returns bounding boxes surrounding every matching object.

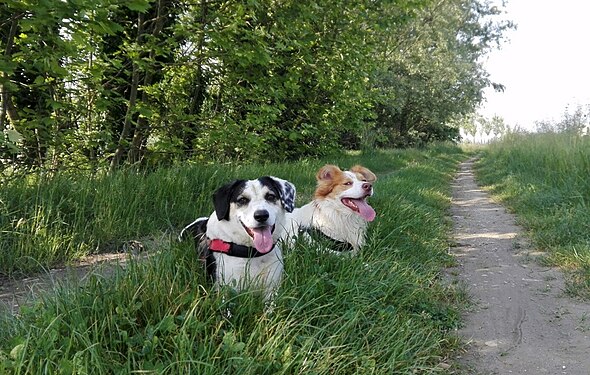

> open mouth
[341,196,376,222]
[240,221,275,253]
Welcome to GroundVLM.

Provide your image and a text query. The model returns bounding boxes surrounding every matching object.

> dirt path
[0,238,163,315]
[450,159,590,374]
[0,252,142,315]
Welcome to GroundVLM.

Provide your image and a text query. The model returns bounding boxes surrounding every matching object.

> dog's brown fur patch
[314,165,351,199]
[350,165,377,183]
[314,164,377,199]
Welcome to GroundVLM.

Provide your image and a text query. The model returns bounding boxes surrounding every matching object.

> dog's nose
[254,210,270,223]
[362,183,372,191]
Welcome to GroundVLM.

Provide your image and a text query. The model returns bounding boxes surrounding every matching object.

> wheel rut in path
[450,159,590,375]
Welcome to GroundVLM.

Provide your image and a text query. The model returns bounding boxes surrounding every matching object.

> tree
[0,0,74,167]
[557,105,588,135]
[370,0,514,147]
[490,114,507,138]
[107,0,182,171]
[454,113,478,143]
[1,0,514,172]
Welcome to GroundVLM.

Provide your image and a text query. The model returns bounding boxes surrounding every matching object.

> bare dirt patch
[0,253,130,314]
[0,239,155,314]
[450,159,590,374]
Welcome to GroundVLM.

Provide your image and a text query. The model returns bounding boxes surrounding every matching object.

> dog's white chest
[214,248,283,297]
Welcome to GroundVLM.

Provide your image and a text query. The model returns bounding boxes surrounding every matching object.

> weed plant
[0,144,467,373]
[476,133,590,297]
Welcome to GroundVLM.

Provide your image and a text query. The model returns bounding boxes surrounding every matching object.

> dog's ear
[213,180,245,221]
[351,165,377,183]
[316,164,341,181]
[263,176,297,213]
[275,177,296,213]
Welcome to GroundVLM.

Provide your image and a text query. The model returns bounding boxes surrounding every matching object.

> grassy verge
[0,144,467,373]
[476,133,590,298]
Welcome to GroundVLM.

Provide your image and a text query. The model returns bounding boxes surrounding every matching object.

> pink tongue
[353,199,376,221]
[251,226,274,253]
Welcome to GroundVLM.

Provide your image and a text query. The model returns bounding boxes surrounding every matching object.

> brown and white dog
[283,165,377,253]
[180,176,295,300]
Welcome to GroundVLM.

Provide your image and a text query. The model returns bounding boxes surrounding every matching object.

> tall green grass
[0,144,468,373]
[0,144,457,276]
[476,133,590,297]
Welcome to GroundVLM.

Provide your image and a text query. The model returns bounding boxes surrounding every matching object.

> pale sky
[478,0,590,130]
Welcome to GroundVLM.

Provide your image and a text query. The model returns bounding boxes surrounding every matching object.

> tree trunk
[128,1,168,164]
[183,0,209,155]
[0,15,21,128]
[109,12,144,172]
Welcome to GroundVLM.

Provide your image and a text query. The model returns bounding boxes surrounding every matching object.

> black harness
[208,238,275,258]
[302,227,354,252]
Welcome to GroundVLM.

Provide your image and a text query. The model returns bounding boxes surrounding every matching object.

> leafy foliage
[371,0,513,147]
[1,0,511,171]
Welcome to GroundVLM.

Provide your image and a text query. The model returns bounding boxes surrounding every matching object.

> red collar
[208,239,275,258]
[209,239,232,253]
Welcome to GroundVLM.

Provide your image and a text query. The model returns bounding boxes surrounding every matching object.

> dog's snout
[254,210,270,223]
[362,182,372,191]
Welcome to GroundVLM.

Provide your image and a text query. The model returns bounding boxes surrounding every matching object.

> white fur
[210,245,283,299]
[206,179,288,299]
[285,200,369,251]
[283,170,374,253]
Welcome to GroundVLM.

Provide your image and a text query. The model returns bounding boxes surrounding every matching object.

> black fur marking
[258,176,295,213]
[178,218,217,281]
[205,249,216,281]
[258,176,281,198]
[281,182,296,212]
[213,179,246,221]
[179,218,208,241]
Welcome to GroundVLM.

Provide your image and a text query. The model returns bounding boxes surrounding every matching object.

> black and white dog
[180,176,295,299]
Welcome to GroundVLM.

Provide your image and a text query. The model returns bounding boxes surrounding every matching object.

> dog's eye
[343,181,353,186]
[265,193,278,202]
[236,197,250,206]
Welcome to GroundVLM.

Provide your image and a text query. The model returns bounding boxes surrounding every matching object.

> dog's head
[314,164,377,221]
[211,176,296,253]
